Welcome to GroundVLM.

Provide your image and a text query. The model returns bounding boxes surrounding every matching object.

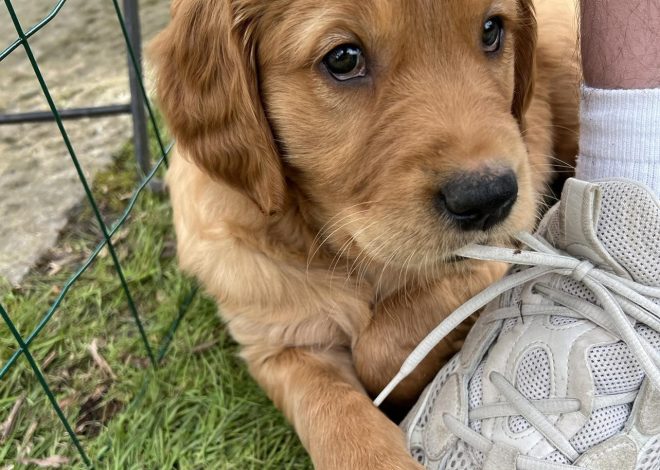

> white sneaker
[376,178,660,469]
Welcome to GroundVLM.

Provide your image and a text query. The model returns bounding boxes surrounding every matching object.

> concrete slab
[0,0,170,285]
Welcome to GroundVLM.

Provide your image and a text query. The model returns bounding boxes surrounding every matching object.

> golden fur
[151,0,579,467]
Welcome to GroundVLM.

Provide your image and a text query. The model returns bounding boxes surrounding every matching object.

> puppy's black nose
[436,169,518,231]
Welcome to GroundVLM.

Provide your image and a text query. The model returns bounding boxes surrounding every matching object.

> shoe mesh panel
[569,404,631,453]
[545,206,562,246]
[638,324,660,349]
[468,363,484,433]
[549,316,580,326]
[443,439,481,469]
[509,348,551,433]
[501,317,519,334]
[597,181,660,287]
[497,267,525,336]
[509,415,532,433]
[516,348,552,400]
[589,342,645,395]
[558,277,598,304]
[637,436,660,470]
[545,450,571,465]
[549,277,592,326]
[418,355,460,429]
[411,446,426,465]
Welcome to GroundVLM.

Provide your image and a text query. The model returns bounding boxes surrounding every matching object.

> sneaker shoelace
[375,232,660,469]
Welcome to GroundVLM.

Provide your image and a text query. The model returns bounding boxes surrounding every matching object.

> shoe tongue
[545,178,660,287]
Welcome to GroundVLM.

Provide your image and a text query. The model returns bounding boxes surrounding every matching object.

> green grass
[0,140,311,469]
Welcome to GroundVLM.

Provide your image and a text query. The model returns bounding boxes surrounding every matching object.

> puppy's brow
[261,1,407,70]
[481,0,518,21]
[282,12,360,67]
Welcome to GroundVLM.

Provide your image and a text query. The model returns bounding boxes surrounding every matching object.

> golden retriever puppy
[151,0,579,468]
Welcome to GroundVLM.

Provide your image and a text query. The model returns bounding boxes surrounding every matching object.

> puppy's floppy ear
[512,0,538,125]
[151,0,285,214]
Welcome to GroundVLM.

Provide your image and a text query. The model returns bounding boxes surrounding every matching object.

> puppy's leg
[354,261,507,409]
[245,346,422,470]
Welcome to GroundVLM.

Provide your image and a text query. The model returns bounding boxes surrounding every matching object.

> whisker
[373,239,404,310]
[521,123,580,136]
[358,230,399,293]
[327,219,376,283]
[343,221,382,285]
[397,248,417,306]
[405,248,420,306]
[307,201,375,259]
[306,206,373,273]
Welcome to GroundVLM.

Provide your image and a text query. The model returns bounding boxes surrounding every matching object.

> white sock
[576,86,660,196]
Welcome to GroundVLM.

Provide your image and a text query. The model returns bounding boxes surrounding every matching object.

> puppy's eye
[322,44,367,81]
[482,16,504,53]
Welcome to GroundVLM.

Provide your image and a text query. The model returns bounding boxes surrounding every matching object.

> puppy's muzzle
[435,168,518,231]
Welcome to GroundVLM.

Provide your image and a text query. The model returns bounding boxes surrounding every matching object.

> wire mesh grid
[0,0,194,466]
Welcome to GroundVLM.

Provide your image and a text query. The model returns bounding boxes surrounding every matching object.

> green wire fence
[0,0,195,466]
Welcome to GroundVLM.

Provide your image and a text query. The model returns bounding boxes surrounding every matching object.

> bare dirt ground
[0,0,170,285]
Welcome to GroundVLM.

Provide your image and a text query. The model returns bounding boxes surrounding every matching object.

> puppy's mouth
[444,230,520,264]
[444,254,467,264]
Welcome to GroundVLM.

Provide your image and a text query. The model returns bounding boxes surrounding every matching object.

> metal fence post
[1,0,188,463]
[123,0,151,177]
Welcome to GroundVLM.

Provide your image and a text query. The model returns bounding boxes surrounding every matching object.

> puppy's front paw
[316,453,423,470]
[314,435,424,470]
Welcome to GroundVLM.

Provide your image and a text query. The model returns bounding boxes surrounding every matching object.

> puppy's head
[152,0,539,272]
